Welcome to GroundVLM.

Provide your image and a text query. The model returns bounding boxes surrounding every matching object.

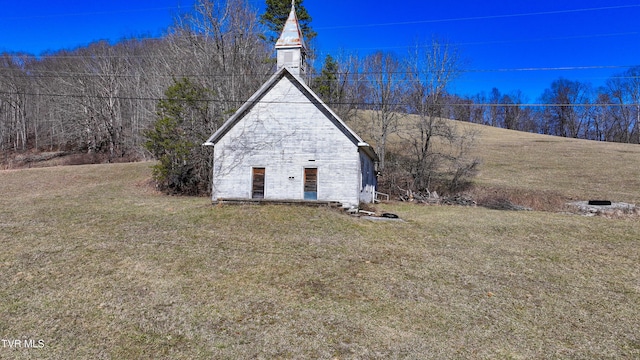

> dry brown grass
[465,121,640,205]
[1,150,145,170]
[1,162,638,358]
[347,112,640,209]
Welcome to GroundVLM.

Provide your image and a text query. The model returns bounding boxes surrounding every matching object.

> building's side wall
[212,75,361,207]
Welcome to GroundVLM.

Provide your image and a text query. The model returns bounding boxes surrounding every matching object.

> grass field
[351,112,640,207]
[1,124,639,358]
[465,121,640,205]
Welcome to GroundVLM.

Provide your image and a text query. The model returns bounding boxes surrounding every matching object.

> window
[284,51,293,64]
[252,168,265,199]
[304,168,317,200]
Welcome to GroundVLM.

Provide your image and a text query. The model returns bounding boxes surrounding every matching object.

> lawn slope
[349,112,640,206]
[0,162,638,358]
[467,121,640,204]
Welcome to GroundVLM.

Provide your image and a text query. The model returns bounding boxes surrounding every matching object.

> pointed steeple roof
[275,1,307,50]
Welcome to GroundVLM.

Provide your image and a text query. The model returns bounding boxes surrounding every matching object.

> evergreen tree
[313,55,339,104]
[144,78,213,195]
[260,0,316,44]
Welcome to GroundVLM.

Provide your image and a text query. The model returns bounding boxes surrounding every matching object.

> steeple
[275,0,307,78]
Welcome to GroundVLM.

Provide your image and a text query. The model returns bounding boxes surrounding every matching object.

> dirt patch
[1,151,146,170]
[1,151,69,169]
[477,197,532,211]
[470,186,568,212]
[392,186,567,212]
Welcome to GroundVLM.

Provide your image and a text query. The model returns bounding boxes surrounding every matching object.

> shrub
[144,78,214,195]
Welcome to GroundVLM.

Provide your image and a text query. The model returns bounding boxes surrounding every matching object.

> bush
[144,78,215,196]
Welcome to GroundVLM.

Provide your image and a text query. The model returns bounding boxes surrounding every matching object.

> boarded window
[304,168,317,200]
[284,51,293,64]
[252,168,265,199]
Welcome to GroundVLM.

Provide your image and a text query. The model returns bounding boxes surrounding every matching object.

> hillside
[0,154,638,358]
[347,112,640,207]
[466,121,640,204]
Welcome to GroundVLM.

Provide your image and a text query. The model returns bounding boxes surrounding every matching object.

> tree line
[1,0,637,194]
[313,54,640,144]
[0,0,272,161]
[448,70,640,143]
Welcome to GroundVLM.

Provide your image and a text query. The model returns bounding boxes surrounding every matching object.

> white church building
[203,2,378,209]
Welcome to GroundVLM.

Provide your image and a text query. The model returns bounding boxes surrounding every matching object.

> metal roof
[275,3,307,49]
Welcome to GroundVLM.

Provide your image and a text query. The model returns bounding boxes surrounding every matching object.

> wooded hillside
[0,0,272,159]
[1,0,638,194]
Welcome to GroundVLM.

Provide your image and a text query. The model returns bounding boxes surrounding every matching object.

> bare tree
[401,39,479,193]
[310,50,371,127]
[601,66,640,143]
[488,87,502,128]
[171,0,271,108]
[0,53,33,152]
[361,51,405,171]
[446,94,474,123]
[501,90,532,131]
[540,78,593,138]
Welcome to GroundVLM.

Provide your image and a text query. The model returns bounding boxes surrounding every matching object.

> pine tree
[313,55,340,104]
[144,78,213,195]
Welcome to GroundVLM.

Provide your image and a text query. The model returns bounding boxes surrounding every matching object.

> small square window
[284,51,293,64]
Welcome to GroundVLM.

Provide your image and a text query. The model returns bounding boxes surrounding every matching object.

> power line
[316,4,640,30]
[3,3,636,26]
[466,65,636,73]
[455,32,639,47]
[0,3,636,57]
[0,29,633,58]
[0,90,637,108]
[0,64,637,78]
[1,29,635,59]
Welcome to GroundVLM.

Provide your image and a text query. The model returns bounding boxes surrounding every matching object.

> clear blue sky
[1,0,638,102]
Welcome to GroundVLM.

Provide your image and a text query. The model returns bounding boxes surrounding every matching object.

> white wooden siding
[212,75,363,207]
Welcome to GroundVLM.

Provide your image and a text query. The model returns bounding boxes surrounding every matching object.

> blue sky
[1,0,638,102]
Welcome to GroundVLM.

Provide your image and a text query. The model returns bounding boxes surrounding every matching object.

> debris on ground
[441,194,477,207]
[348,209,404,221]
[567,201,639,217]
[361,215,404,222]
[397,187,477,207]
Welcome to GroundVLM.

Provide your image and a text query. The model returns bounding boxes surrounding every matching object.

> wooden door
[304,168,317,200]
[252,168,265,199]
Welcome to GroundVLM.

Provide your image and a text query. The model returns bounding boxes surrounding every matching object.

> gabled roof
[275,2,307,50]
[203,67,378,162]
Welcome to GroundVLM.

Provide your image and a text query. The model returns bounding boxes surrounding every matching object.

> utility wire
[316,4,640,30]
[0,65,636,78]
[0,90,637,107]
[0,30,633,58]
[0,30,633,59]
[0,3,636,57]
[4,3,635,25]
